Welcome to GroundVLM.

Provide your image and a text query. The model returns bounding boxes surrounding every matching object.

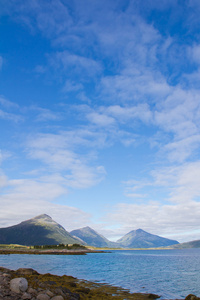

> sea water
[0,248,200,299]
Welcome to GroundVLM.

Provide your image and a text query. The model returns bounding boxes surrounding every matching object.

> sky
[1,0,200,243]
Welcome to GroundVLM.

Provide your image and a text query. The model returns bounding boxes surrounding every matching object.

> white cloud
[123,179,150,198]
[0,173,7,188]
[190,44,200,65]
[106,104,152,124]
[50,51,102,77]
[86,112,115,127]
[26,131,106,189]
[163,135,200,162]
[8,177,67,201]
[154,88,200,137]
[126,161,200,205]
[32,107,62,122]
[100,70,170,104]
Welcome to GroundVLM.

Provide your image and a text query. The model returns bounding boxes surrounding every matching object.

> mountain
[117,229,179,248]
[0,214,82,246]
[171,239,200,249]
[70,226,120,248]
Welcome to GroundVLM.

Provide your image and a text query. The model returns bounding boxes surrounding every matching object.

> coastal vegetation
[32,243,86,250]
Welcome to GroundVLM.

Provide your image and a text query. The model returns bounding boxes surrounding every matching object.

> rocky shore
[0,266,199,300]
[0,248,104,255]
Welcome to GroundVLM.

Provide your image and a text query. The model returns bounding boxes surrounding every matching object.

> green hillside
[0,214,82,246]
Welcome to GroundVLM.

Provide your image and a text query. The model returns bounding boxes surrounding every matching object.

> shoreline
[0,266,199,300]
[0,266,162,299]
[0,248,106,255]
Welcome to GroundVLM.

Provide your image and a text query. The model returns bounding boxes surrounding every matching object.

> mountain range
[0,214,181,248]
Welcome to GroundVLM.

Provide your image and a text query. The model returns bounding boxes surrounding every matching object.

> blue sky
[1,0,200,242]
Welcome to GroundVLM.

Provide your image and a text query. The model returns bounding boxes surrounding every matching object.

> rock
[10,277,28,293]
[22,292,32,299]
[3,272,11,278]
[185,295,200,300]
[36,293,50,300]
[147,293,160,299]
[46,290,54,297]
[28,287,37,295]
[17,268,39,275]
[51,296,64,300]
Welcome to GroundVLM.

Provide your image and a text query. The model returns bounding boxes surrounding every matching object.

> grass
[0,244,29,249]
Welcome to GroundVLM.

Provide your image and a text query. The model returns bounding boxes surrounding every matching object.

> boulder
[36,293,50,300]
[51,296,64,300]
[10,277,28,293]
[22,292,32,299]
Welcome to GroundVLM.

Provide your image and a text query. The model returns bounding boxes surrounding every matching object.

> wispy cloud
[49,51,103,78]
[0,96,22,122]
[0,96,19,109]
[30,106,62,122]
[62,80,83,93]
[26,130,106,189]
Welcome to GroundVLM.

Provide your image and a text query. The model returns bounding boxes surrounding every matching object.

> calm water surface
[0,248,200,299]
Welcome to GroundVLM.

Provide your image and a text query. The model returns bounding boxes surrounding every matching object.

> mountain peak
[33,214,52,220]
[70,226,118,248]
[136,228,144,232]
[82,226,96,232]
[117,228,179,248]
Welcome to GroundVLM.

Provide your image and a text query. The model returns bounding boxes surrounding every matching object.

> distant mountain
[70,226,120,248]
[117,229,179,248]
[0,214,82,246]
[171,239,200,249]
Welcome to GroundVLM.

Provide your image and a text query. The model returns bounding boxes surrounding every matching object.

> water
[0,249,200,299]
